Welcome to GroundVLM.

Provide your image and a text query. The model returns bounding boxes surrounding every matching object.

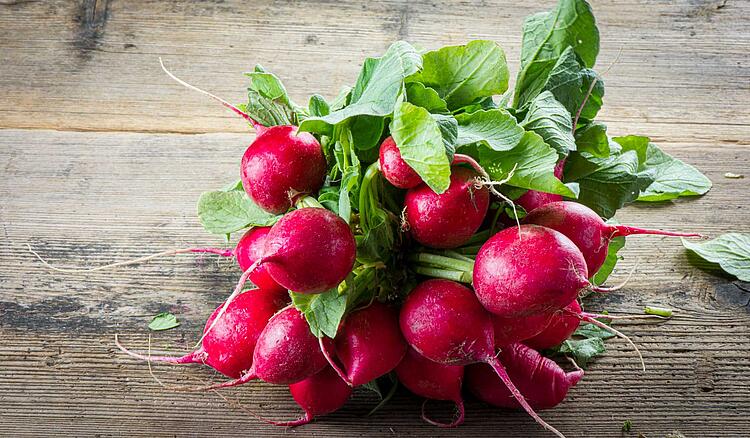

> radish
[241,125,327,214]
[395,347,465,428]
[235,227,285,292]
[523,201,703,274]
[515,159,566,212]
[466,343,584,410]
[320,302,407,386]
[399,278,564,437]
[525,301,582,350]
[115,288,289,378]
[405,166,489,249]
[473,224,618,319]
[492,311,555,347]
[277,366,353,426]
[198,306,332,389]
[159,59,326,214]
[379,136,423,189]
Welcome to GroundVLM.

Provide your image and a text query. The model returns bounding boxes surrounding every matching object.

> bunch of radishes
[40,1,713,436]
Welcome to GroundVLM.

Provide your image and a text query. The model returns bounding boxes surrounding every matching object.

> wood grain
[1,0,749,436]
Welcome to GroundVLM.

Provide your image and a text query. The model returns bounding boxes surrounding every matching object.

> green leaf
[455,109,525,152]
[682,233,750,282]
[148,312,180,331]
[291,287,348,338]
[520,91,576,156]
[197,190,278,235]
[405,82,449,114]
[242,68,296,127]
[478,130,577,196]
[564,149,644,219]
[390,101,451,193]
[575,121,609,158]
[410,40,509,109]
[350,115,385,151]
[515,0,600,106]
[431,113,458,161]
[615,137,712,202]
[308,94,330,117]
[299,41,421,132]
[559,337,605,367]
[592,234,625,284]
[574,320,615,340]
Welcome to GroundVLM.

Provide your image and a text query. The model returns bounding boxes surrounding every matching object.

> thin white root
[582,316,646,372]
[27,244,198,273]
[590,258,639,293]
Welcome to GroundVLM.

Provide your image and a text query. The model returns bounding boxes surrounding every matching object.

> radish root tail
[28,244,233,273]
[114,334,202,365]
[578,314,646,372]
[420,398,465,428]
[486,357,565,438]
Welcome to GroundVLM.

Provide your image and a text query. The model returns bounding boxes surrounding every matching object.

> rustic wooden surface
[1,0,749,437]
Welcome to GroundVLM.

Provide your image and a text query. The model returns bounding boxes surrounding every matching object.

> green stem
[644,306,673,317]
[410,253,474,272]
[413,266,472,284]
[359,162,381,230]
[296,195,323,209]
[456,244,482,255]
[441,250,475,264]
[465,229,491,245]
[489,203,503,235]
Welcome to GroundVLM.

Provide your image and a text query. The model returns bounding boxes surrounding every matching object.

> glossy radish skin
[241,125,327,214]
[466,343,584,410]
[115,288,289,379]
[492,311,555,347]
[235,227,285,292]
[515,159,565,212]
[524,201,703,274]
[263,208,356,293]
[280,366,353,427]
[379,136,423,189]
[395,347,465,428]
[473,224,590,318]
[405,167,490,249]
[330,302,407,386]
[525,301,582,350]
[252,307,331,384]
[399,279,564,436]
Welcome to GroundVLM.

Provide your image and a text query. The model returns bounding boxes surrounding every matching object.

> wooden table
[1,1,748,436]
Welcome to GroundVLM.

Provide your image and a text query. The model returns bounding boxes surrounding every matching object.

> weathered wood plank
[1,129,748,436]
[0,0,748,142]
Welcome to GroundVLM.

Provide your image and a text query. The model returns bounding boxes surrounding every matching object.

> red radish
[274,366,353,426]
[516,159,566,212]
[379,136,422,189]
[466,343,584,410]
[199,307,332,389]
[115,288,288,378]
[395,347,465,428]
[159,59,326,215]
[235,227,285,292]
[321,302,407,386]
[400,278,564,437]
[525,301,582,350]
[405,167,489,249]
[492,311,555,347]
[473,224,617,319]
[241,125,327,214]
[524,201,703,274]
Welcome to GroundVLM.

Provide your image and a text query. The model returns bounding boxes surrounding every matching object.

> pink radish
[525,301,582,350]
[235,227,285,292]
[492,311,555,347]
[379,136,423,189]
[405,167,489,249]
[399,278,564,437]
[515,159,566,212]
[395,347,465,428]
[240,125,327,214]
[115,288,289,378]
[466,343,583,410]
[524,201,703,274]
[275,366,353,426]
[321,302,407,386]
[473,224,618,319]
[158,59,326,215]
[198,307,332,389]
